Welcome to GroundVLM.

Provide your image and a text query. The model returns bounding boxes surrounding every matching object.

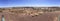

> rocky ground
[0,7,60,21]
[0,11,59,21]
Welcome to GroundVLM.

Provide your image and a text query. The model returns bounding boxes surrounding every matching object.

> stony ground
[0,11,59,21]
[0,7,60,21]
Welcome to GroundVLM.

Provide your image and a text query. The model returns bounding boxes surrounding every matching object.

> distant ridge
[0,6,60,8]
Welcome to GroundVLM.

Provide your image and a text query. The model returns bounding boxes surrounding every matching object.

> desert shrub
[10,10,25,13]
[0,10,3,12]
[1,8,5,10]
[32,16,35,17]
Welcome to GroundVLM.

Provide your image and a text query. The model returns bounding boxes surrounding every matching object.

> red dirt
[0,11,58,21]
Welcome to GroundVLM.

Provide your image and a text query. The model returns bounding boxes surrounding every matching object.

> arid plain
[0,7,60,21]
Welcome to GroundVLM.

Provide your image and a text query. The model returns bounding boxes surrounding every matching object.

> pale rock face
[30,14,35,16]
[34,13,39,15]
[38,12,44,14]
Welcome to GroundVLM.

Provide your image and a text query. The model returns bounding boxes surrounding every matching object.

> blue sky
[0,0,60,7]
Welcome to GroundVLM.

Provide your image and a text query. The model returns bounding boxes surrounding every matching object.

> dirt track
[0,11,60,21]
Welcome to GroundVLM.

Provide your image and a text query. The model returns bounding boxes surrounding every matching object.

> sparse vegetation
[0,7,60,16]
[0,10,3,12]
